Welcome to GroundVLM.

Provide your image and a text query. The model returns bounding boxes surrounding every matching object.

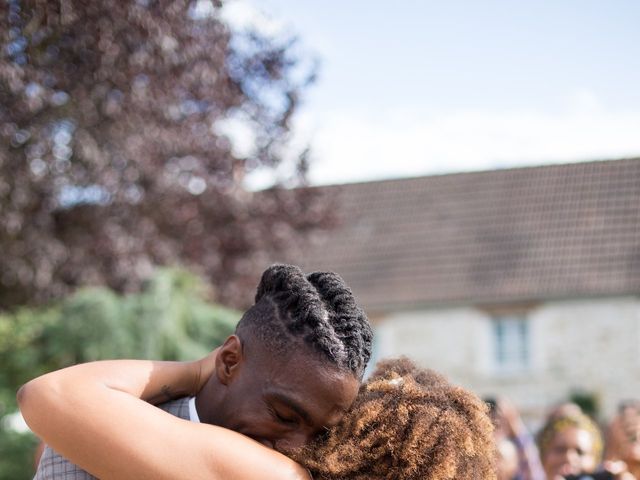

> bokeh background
[1,1,639,477]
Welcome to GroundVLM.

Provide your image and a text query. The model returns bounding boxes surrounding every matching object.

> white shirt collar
[188,397,201,423]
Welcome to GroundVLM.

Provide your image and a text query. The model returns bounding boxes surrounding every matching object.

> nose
[563,448,580,468]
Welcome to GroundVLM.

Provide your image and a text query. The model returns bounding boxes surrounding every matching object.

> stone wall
[373,296,640,425]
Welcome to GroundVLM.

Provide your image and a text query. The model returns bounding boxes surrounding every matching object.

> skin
[542,426,597,479]
[18,352,315,480]
[497,437,519,480]
[196,334,360,451]
[606,406,640,480]
[491,397,545,480]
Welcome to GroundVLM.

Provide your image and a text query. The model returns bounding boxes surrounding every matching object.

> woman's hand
[604,460,637,480]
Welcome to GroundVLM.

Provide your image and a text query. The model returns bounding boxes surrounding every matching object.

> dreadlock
[235,264,373,378]
[293,357,497,480]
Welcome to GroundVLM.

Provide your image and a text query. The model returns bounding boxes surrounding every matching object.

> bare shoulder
[191,423,311,480]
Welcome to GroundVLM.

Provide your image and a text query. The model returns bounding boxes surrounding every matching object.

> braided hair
[235,264,373,378]
[294,357,497,480]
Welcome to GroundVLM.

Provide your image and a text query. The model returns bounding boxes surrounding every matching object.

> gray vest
[34,397,192,479]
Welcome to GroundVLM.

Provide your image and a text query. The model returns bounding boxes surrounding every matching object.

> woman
[537,410,636,480]
[18,353,496,480]
[605,401,640,479]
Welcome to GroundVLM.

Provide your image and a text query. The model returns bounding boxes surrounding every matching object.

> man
[35,264,373,478]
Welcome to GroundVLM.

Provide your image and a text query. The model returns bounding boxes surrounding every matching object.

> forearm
[17,358,203,453]
[19,358,201,405]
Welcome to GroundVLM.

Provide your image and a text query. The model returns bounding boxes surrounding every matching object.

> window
[492,314,530,372]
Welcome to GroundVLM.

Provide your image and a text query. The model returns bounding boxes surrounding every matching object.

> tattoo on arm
[161,385,173,400]
[146,384,177,405]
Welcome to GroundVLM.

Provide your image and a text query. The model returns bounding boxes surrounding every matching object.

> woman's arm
[17,356,310,480]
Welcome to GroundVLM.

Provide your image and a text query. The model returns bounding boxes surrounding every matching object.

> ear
[215,335,244,386]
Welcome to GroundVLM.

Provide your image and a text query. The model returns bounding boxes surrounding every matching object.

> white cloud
[212,114,256,159]
[302,95,640,185]
[227,66,640,189]
[569,87,601,113]
[219,0,287,36]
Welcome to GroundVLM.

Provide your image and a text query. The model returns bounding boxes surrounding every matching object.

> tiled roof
[292,159,640,312]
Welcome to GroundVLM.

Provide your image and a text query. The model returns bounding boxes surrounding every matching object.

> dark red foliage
[0,0,334,309]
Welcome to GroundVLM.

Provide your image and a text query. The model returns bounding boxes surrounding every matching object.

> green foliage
[569,390,600,419]
[0,267,238,478]
[0,428,39,480]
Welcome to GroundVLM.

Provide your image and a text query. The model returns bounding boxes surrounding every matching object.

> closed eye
[269,406,299,425]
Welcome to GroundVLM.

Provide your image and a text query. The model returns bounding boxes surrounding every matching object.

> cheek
[224,398,261,430]
[544,450,565,471]
[237,407,265,426]
[234,408,279,434]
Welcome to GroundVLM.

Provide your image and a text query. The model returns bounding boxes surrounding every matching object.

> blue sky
[221,0,640,186]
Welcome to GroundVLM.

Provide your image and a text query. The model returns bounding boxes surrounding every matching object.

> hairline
[236,295,362,378]
[237,327,359,378]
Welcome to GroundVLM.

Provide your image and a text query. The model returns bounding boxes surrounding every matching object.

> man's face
[200,338,360,452]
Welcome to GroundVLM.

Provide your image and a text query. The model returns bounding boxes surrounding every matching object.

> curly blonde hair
[293,357,496,480]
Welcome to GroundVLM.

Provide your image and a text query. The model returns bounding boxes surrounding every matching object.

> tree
[0,0,333,310]
[0,267,239,479]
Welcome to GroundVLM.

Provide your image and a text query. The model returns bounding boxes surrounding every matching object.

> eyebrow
[268,392,315,426]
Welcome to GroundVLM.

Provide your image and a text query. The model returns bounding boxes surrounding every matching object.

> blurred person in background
[605,401,640,479]
[487,396,545,480]
[497,437,521,480]
[537,409,636,480]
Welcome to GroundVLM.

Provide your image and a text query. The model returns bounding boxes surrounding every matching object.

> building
[290,158,640,421]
